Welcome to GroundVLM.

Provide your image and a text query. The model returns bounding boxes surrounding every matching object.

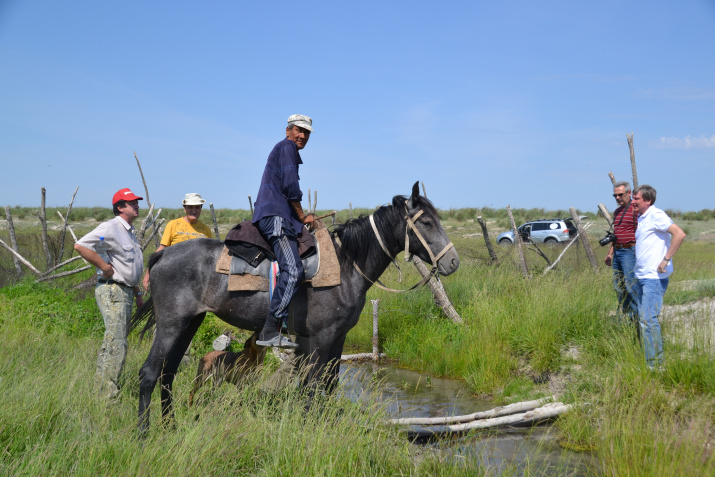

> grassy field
[2,206,715,475]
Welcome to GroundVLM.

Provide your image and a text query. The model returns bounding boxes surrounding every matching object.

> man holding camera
[604,181,638,326]
[632,184,686,369]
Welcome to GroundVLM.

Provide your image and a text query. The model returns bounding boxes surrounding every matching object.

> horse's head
[403,182,460,276]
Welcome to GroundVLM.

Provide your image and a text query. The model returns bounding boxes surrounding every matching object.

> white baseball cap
[287,114,313,132]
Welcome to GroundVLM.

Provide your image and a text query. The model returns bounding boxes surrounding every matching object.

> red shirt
[613,201,637,245]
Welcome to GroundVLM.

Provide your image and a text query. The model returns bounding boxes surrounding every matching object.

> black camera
[599,232,617,247]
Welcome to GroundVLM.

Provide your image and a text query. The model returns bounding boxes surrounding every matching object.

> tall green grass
[2,298,491,475]
[2,206,715,475]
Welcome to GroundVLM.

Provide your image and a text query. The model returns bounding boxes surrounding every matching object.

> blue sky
[1,1,713,213]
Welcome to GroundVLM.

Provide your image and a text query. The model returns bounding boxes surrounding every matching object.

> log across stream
[337,363,596,476]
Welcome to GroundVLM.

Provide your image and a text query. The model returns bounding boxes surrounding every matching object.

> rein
[336,202,455,294]
[402,201,455,266]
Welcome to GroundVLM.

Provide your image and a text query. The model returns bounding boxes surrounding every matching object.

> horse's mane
[333,194,438,270]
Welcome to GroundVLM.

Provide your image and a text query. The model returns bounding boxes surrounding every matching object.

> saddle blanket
[215,227,340,291]
[224,219,315,266]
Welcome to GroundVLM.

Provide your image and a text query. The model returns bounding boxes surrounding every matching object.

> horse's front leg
[301,332,347,399]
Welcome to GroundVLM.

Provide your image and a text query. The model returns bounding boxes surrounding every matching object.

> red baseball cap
[112,188,144,205]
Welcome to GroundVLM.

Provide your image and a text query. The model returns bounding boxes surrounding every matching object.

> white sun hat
[183,193,206,206]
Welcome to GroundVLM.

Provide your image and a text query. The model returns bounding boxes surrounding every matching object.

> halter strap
[403,202,455,266]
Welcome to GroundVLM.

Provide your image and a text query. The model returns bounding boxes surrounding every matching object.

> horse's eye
[420,220,433,229]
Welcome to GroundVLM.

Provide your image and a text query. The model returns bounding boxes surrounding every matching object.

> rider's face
[286,125,311,150]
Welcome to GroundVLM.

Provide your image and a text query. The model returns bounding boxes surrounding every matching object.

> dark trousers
[256,216,304,323]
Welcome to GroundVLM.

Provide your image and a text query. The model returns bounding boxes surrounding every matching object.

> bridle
[401,201,455,267]
[339,201,455,293]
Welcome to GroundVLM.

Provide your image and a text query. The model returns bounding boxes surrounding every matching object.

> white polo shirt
[634,205,674,280]
[77,216,144,286]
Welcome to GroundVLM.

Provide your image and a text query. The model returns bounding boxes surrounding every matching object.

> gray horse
[131,182,459,434]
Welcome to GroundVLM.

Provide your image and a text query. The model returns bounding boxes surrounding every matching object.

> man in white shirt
[632,184,686,369]
[75,188,145,399]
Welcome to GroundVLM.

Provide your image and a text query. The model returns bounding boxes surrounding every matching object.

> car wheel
[544,238,558,247]
[499,238,512,247]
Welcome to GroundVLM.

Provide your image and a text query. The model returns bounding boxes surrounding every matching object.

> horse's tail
[128,249,166,340]
[129,296,156,341]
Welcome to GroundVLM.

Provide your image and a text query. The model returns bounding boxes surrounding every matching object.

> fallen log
[388,397,554,426]
[341,352,388,361]
[403,402,574,441]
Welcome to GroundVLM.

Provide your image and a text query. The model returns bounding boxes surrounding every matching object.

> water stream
[338,362,597,475]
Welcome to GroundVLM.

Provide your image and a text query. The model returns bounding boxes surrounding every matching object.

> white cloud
[652,135,715,149]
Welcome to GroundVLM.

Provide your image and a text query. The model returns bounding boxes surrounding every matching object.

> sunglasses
[613,192,629,198]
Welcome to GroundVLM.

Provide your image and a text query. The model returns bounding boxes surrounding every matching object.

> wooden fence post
[141,218,165,251]
[137,203,156,245]
[412,257,463,324]
[210,203,221,240]
[598,203,613,228]
[133,151,160,248]
[58,186,79,263]
[371,299,380,361]
[477,216,498,264]
[570,208,598,273]
[38,187,53,269]
[507,205,528,278]
[627,133,638,190]
[4,206,24,278]
[248,196,254,216]
[608,172,617,187]
[57,211,88,264]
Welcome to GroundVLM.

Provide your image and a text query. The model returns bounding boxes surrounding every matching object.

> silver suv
[497,218,577,246]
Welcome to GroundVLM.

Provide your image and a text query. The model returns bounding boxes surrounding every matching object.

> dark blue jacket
[252,138,304,233]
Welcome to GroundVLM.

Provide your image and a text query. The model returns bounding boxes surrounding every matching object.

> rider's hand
[303,214,317,230]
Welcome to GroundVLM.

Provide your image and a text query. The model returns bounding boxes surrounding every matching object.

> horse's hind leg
[138,313,205,434]
[159,313,206,426]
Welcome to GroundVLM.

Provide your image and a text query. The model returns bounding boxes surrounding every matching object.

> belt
[97,279,132,288]
[614,243,635,249]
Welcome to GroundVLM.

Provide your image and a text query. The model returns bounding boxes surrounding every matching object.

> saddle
[224,220,316,266]
[216,220,340,291]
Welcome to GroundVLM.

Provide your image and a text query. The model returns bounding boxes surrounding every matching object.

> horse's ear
[409,181,420,206]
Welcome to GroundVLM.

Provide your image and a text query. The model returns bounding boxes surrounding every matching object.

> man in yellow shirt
[142,193,213,289]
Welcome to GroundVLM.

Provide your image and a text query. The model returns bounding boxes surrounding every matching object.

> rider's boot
[256,314,299,348]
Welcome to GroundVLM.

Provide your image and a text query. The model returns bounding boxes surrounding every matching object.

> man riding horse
[253,114,316,348]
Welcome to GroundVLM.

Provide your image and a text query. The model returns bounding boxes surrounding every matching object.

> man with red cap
[75,187,145,399]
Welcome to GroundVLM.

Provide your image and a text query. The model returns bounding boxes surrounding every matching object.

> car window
[549,222,560,230]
